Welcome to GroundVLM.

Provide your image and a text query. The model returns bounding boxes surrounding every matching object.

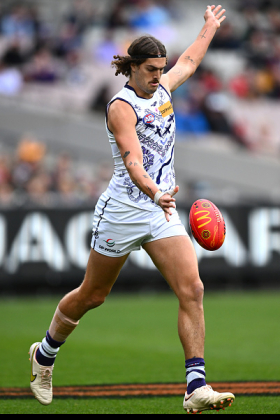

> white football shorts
[91,193,189,257]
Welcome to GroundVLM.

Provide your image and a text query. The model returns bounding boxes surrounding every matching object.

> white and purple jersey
[105,82,176,211]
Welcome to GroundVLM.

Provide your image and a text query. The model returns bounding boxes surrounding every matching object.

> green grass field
[0,291,280,414]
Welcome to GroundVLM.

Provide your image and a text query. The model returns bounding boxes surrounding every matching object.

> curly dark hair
[111,35,167,77]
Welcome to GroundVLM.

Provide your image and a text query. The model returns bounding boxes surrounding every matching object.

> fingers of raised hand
[212,5,226,20]
[216,9,226,21]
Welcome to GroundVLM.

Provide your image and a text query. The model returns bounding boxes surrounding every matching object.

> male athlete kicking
[29,5,235,413]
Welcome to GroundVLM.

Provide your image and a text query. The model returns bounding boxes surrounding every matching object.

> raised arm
[161,5,226,93]
[108,100,178,221]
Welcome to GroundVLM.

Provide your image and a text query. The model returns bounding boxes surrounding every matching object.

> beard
[134,72,159,96]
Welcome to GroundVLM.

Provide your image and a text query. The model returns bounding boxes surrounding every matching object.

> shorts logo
[143,113,155,124]
[99,239,121,253]
[104,239,115,247]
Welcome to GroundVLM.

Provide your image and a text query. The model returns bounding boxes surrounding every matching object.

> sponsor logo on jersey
[143,113,155,124]
[158,101,173,118]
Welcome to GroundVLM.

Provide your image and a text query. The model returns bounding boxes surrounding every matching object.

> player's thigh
[142,235,202,298]
[80,248,129,298]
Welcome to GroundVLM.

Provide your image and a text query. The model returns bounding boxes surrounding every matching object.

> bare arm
[108,100,178,221]
[161,5,226,93]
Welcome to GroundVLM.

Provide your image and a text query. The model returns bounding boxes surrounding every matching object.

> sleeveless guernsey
[104,82,176,212]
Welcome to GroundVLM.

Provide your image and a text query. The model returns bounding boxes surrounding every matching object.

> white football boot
[183,385,235,414]
[29,342,53,405]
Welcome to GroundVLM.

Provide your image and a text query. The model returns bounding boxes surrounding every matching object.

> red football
[189,199,226,251]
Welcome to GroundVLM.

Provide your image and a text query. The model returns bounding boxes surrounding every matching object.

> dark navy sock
[46,330,65,349]
[185,357,206,394]
[36,331,65,367]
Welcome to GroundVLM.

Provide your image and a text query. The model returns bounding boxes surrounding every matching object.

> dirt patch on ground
[1,382,280,399]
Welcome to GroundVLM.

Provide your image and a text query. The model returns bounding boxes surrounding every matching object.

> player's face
[130,58,166,98]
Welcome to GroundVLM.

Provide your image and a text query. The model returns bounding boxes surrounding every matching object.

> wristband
[154,190,166,205]
[154,188,177,205]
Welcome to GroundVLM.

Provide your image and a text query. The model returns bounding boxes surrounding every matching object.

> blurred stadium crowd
[0,133,113,207]
[1,0,280,206]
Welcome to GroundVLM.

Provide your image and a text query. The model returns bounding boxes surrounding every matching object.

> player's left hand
[159,185,179,222]
[204,5,226,29]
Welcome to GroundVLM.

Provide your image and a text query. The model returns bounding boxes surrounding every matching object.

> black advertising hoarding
[0,205,279,293]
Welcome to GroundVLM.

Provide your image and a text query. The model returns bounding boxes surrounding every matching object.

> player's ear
[130,62,136,74]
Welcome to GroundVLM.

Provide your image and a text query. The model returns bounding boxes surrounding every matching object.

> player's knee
[76,286,108,312]
[179,277,204,306]
[85,293,107,311]
[192,279,204,302]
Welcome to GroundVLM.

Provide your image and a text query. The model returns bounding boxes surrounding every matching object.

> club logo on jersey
[143,113,155,124]
[103,239,115,247]
[158,101,173,118]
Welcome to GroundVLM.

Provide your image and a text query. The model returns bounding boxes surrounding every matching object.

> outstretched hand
[204,5,226,29]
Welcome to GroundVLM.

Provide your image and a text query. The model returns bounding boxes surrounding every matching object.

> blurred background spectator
[1,0,280,207]
[0,56,23,95]
[0,134,112,208]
